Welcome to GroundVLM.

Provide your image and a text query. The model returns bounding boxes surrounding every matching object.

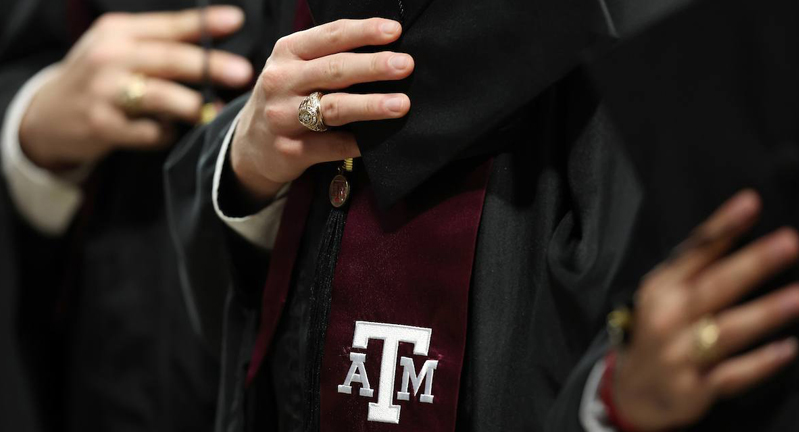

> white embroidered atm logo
[337,321,439,424]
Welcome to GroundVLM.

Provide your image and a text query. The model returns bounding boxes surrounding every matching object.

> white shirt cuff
[212,113,289,250]
[1,65,92,236]
[579,358,618,432]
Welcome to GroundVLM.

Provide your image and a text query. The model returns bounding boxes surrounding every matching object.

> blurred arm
[1,65,91,236]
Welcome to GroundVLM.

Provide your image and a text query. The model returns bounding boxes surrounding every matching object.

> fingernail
[389,55,410,70]
[775,338,798,360]
[225,59,253,84]
[780,287,799,314]
[728,190,759,222]
[381,21,401,35]
[384,97,405,114]
[769,229,799,259]
[216,7,245,27]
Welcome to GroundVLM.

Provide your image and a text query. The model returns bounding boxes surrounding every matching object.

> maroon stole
[318,159,492,430]
[247,158,492,431]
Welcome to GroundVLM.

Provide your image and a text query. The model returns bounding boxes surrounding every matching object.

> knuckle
[274,137,300,158]
[323,97,340,122]
[153,45,179,74]
[364,98,379,116]
[326,57,344,81]
[697,273,726,297]
[638,276,664,305]
[85,43,117,67]
[325,21,345,45]
[145,87,166,112]
[169,10,188,29]
[647,309,680,340]
[263,105,285,126]
[370,53,383,75]
[94,13,127,32]
[273,36,293,55]
[259,66,285,94]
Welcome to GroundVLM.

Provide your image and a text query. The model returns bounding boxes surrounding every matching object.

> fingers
[280,18,402,60]
[320,93,410,127]
[711,285,799,359]
[707,337,797,398]
[137,78,203,123]
[660,190,761,284]
[95,108,172,148]
[274,132,361,165]
[298,52,414,91]
[691,228,799,315]
[262,92,411,135]
[121,6,245,41]
[117,118,173,148]
[128,42,253,87]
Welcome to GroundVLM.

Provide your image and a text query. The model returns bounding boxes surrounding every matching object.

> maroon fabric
[319,159,493,431]
[294,0,315,32]
[246,174,314,386]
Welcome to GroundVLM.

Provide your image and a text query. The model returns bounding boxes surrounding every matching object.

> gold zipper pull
[329,158,354,208]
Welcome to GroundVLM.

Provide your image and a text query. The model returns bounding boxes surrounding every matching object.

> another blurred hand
[18,6,253,170]
[616,190,799,430]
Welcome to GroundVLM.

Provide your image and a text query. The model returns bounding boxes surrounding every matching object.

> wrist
[18,102,84,173]
[601,351,644,432]
[223,149,284,215]
[230,132,286,205]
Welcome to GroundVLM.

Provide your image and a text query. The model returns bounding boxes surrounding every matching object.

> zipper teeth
[397,0,406,22]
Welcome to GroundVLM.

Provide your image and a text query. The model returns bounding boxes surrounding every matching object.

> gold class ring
[298,91,328,132]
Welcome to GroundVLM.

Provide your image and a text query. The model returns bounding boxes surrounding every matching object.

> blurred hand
[615,190,799,430]
[230,18,414,202]
[19,6,254,170]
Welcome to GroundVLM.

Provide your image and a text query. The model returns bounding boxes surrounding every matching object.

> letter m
[396,357,438,403]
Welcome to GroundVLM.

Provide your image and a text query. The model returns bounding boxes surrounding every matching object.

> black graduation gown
[163,0,687,431]
[0,0,266,430]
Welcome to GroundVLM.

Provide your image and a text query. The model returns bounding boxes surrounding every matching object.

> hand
[615,190,799,430]
[18,6,253,170]
[230,18,414,202]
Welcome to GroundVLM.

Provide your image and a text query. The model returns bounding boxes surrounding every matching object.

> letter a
[337,352,374,397]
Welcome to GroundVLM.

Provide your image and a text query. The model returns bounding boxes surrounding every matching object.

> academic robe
[0,0,266,430]
[163,0,693,430]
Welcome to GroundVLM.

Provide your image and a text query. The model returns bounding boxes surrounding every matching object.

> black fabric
[0,3,72,430]
[310,0,621,209]
[160,1,712,431]
[0,0,274,430]
[166,66,642,432]
[586,0,799,429]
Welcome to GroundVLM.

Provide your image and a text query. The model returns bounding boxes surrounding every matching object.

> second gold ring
[119,73,147,115]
